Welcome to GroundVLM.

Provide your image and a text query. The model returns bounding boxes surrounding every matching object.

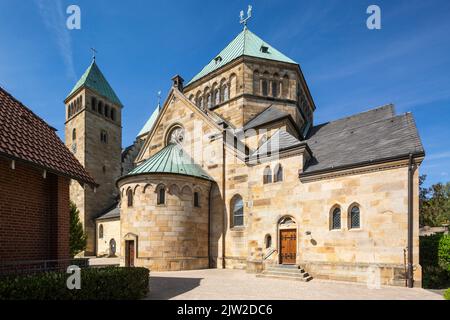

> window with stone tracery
[166,126,185,145]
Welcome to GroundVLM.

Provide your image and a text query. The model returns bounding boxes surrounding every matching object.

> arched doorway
[109,238,117,257]
[278,216,297,265]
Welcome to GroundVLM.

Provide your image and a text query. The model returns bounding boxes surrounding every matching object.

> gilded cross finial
[90,47,97,61]
[157,90,162,111]
[239,5,252,28]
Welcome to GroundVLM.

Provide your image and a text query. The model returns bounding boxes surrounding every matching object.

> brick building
[0,87,96,262]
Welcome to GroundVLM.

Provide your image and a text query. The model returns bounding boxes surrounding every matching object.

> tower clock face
[168,126,184,145]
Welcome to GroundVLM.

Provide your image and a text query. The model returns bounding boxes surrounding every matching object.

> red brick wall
[0,157,70,261]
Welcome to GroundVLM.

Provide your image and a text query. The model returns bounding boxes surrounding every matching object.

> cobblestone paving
[147,269,443,300]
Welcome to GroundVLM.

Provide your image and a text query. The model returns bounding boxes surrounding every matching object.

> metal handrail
[263,248,277,260]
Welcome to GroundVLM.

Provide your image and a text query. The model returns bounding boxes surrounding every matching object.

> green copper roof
[137,106,159,137]
[127,143,213,181]
[67,60,122,106]
[187,27,297,85]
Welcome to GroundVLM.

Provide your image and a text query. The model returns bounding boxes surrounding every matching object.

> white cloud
[426,151,450,161]
[34,0,76,80]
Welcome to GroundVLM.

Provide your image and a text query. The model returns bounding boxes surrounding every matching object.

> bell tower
[64,58,123,255]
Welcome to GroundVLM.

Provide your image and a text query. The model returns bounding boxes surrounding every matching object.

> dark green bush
[0,267,149,300]
[420,234,443,267]
[422,266,450,289]
[438,235,450,271]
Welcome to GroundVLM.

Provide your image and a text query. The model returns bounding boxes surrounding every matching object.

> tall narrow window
[331,207,341,230]
[104,104,110,118]
[194,192,200,207]
[127,189,133,207]
[72,128,76,141]
[111,108,116,121]
[99,224,104,239]
[223,85,229,101]
[231,195,244,227]
[157,186,166,205]
[91,97,97,111]
[261,80,268,96]
[272,81,278,97]
[98,101,103,115]
[349,205,360,229]
[263,166,272,184]
[274,164,283,182]
[207,94,212,109]
[100,130,108,143]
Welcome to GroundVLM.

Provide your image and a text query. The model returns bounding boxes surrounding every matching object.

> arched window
[214,89,220,105]
[194,192,200,207]
[331,207,341,230]
[91,97,97,111]
[223,85,229,101]
[265,234,272,248]
[104,104,110,118]
[98,101,103,115]
[253,70,260,95]
[231,195,244,227]
[157,186,166,205]
[72,128,76,141]
[274,164,283,182]
[261,79,268,96]
[198,97,203,109]
[110,108,116,121]
[263,166,272,184]
[127,189,133,207]
[349,205,360,229]
[100,130,108,143]
[272,80,279,97]
[99,224,104,239]
[207,94,212,109]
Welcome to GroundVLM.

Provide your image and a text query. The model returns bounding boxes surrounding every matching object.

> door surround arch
[277,216,298,265]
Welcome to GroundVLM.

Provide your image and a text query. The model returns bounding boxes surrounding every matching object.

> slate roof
[187,27,297,85]
[96,204,120,221]
[302,105,425,174]
[66,60,122,106]
[123,143,213,181]
[0,87,96,186]
[251,129,303,158]
[243,105,291,130]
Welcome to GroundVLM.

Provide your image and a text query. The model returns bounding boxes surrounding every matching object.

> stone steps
[257,265,313,282]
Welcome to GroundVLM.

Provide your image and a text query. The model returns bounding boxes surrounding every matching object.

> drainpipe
[407,153,414,288]
[221,129,227,269]
[208,182,212,268]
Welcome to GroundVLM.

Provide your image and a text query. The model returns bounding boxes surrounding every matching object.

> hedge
[444,288,450,300]
[420,234,450,289]
[0,267,149,300]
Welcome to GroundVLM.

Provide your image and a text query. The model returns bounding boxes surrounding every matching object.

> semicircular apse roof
[125,143,213,181]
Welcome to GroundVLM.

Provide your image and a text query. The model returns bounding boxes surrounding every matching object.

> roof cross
[239,5,252,28]
[90,47,97,60]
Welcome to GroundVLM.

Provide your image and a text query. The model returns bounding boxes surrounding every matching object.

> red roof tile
[0,86,96,186]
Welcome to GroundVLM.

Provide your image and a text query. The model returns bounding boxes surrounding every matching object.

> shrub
[420,234,443,267]
[438,235,450,271]
[444,288,450,300]
[0,267,149,300]
[422,266,450,289]
[70,201,87,257]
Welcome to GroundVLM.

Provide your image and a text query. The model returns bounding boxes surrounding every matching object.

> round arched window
[167,125,185,145]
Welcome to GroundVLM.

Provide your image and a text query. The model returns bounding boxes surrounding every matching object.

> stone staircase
[256,265,313,282]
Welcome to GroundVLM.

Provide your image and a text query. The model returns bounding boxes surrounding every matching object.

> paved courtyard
[147,269,443,300]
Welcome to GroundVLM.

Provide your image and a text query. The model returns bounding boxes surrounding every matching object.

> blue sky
[0,0,449,186]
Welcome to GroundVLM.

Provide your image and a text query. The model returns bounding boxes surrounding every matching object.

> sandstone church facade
[64,25,425,286]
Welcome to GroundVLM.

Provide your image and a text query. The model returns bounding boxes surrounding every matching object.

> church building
[65,23,425,287]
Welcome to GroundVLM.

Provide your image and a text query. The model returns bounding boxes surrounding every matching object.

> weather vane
[240,5,252,28]
[157,90,162,110]
[90,47,97,61]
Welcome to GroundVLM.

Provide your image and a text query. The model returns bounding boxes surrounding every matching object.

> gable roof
[0,87,96,186]
[96,203,120,221]
[137,106,159,138]
[251,129,303,158]
[123,143,213,181]
[66,60,122,106]
[302,105,424,174]
[243,105,291,130]
[187,27,297,86]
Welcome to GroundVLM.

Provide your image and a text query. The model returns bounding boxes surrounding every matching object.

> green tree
[69,201,87,257]
[419,176,450,227]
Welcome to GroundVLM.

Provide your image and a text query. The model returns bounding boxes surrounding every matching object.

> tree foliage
[69,201,87,257]
[419,175,450,227]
